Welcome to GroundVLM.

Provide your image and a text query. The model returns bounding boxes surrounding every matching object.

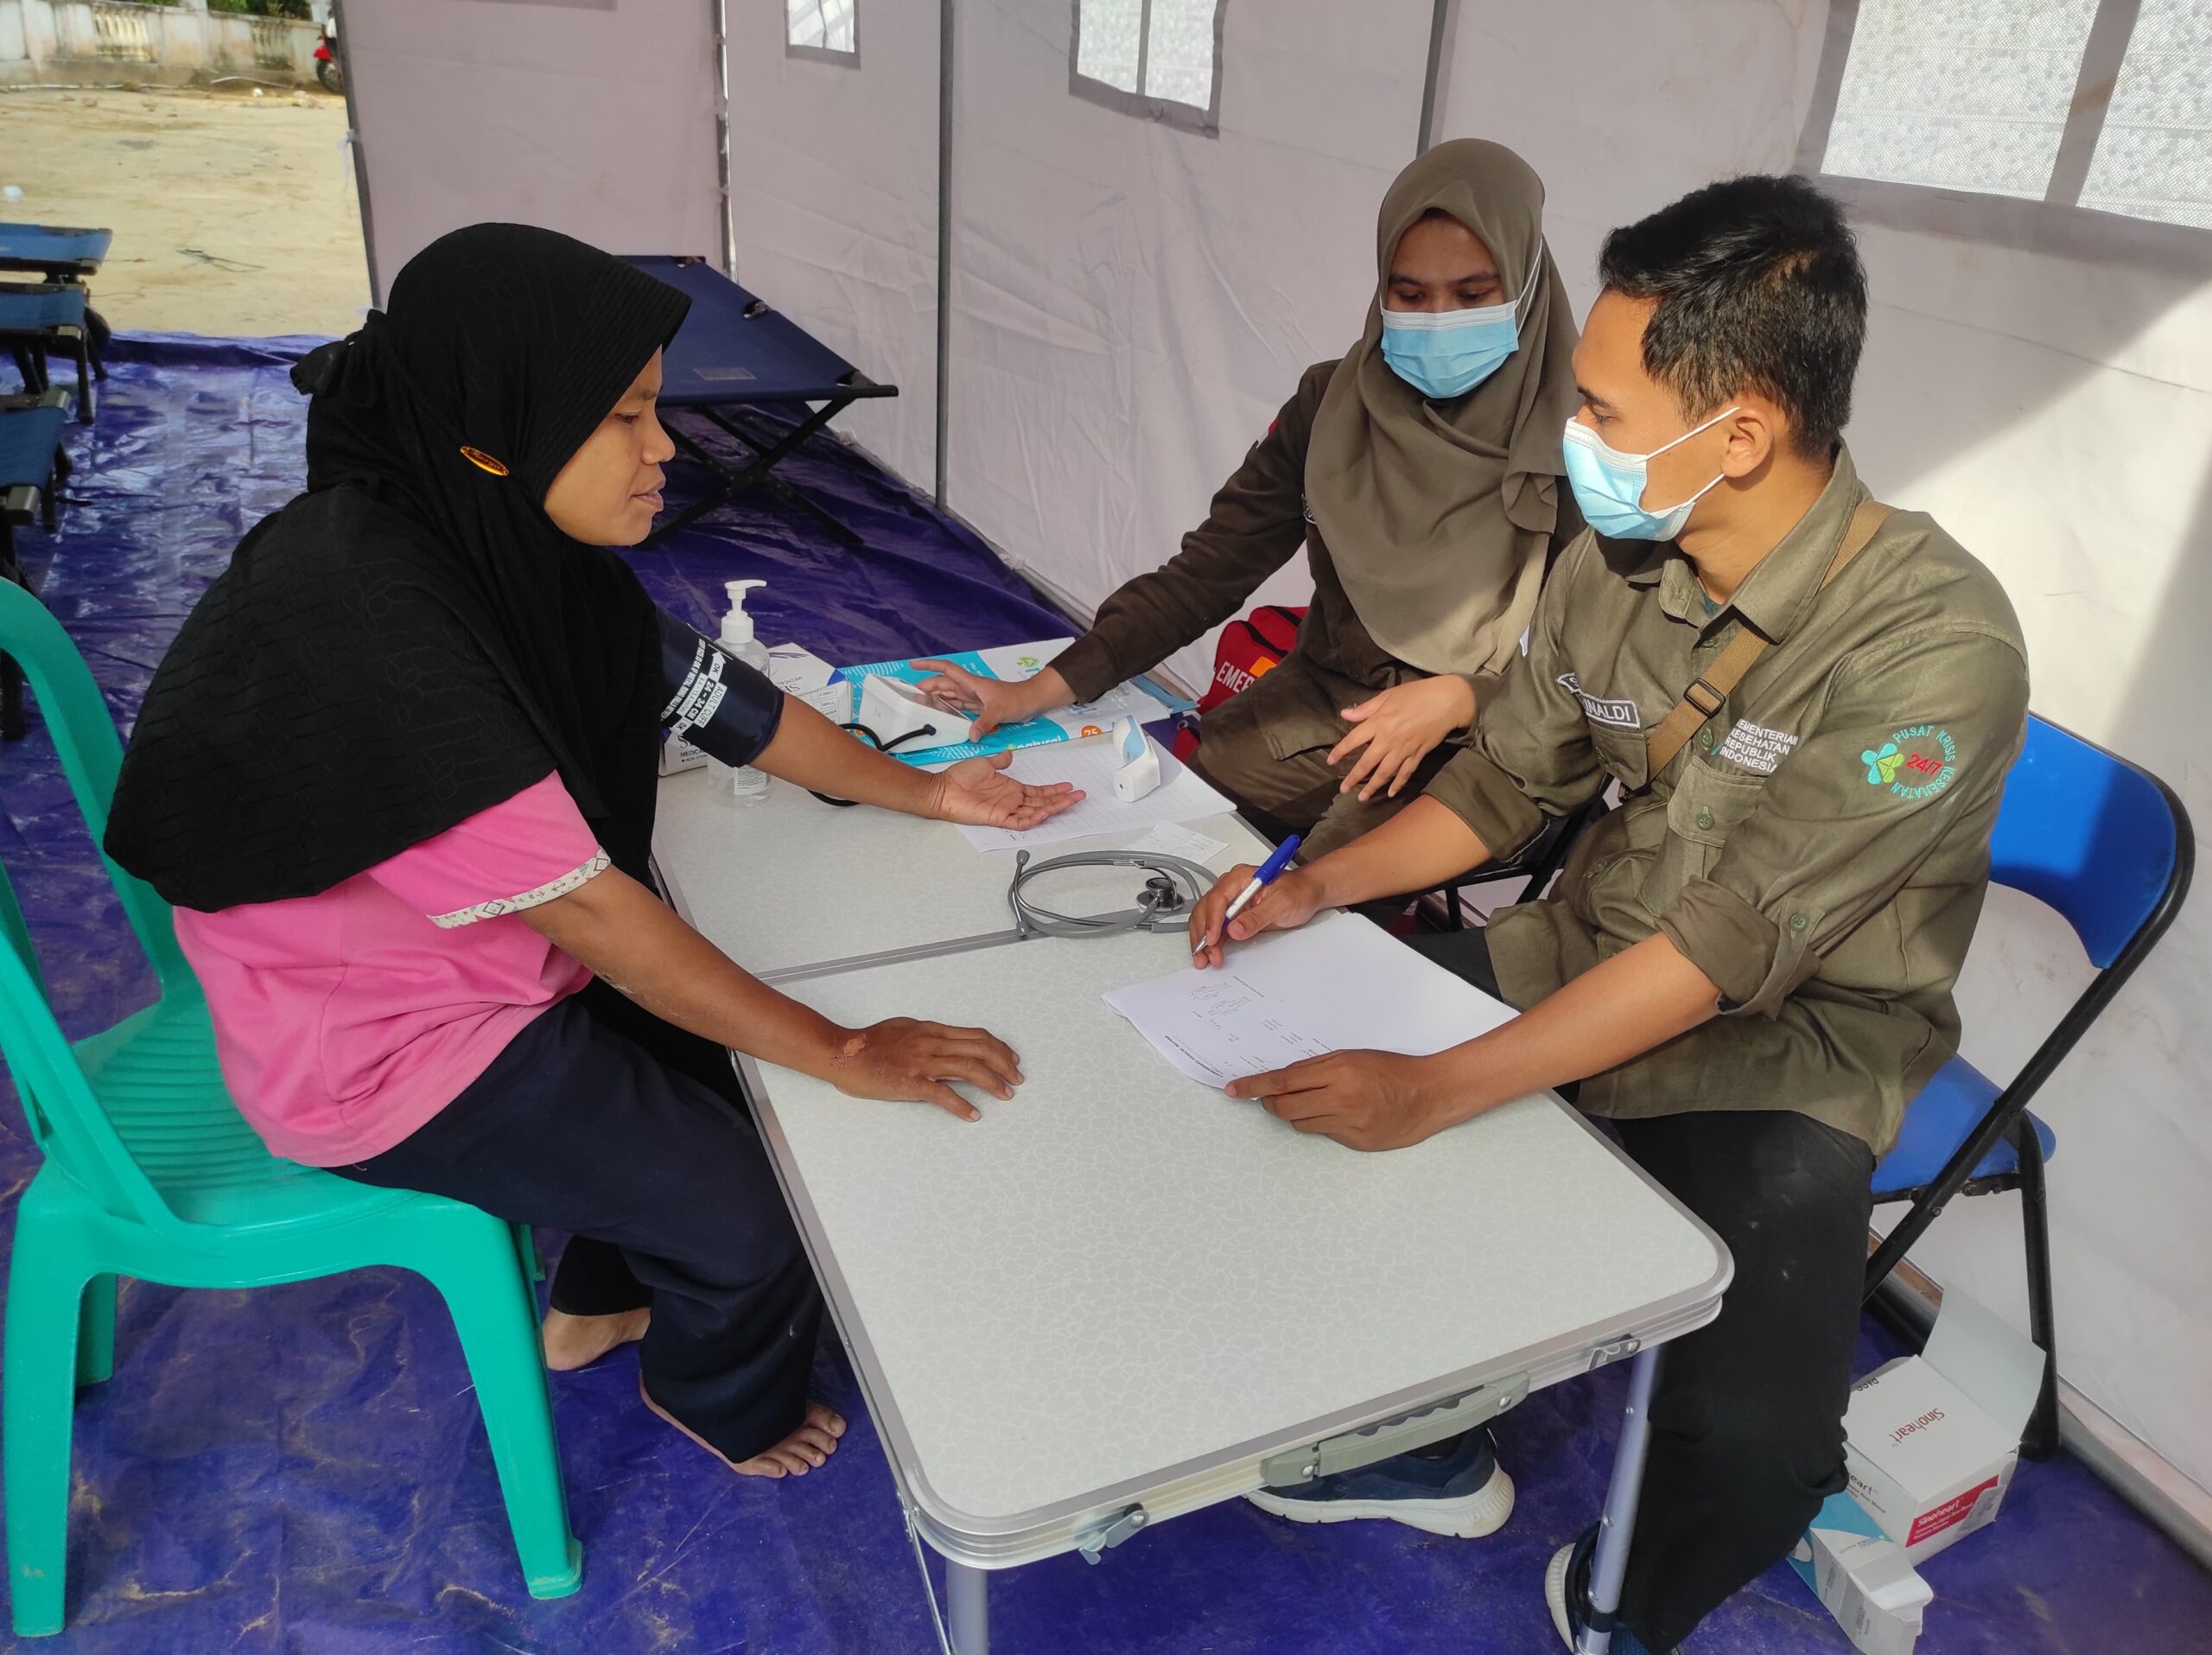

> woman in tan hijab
[918,139,1582,859]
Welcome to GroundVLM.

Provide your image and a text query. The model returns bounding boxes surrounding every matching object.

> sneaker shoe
[1245,1429,1515,1540]
[1545,1525,1662,1653]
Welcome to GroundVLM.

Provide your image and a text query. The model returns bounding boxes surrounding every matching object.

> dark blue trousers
[334,982,822,1463]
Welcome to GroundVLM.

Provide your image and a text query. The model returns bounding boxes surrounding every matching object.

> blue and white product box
[835,638,1174,767]
[1789,1491,1933,1655]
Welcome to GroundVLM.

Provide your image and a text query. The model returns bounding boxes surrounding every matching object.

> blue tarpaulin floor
[1,337,2207,1653]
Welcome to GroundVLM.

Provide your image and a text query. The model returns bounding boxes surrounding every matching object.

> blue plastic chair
[1866,714,2193,1461]
[0,582,582,1636]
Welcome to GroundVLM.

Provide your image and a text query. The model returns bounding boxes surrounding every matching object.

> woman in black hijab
[105,225,1076,1477]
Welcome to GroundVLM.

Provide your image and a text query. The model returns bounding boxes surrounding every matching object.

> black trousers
[334,981,823,1464]
[1406,930,1873,1653]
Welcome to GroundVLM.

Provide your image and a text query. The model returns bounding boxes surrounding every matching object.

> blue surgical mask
[1560,405,1739,541]
[1381,299,1520,399]
[1378,245,1541,399]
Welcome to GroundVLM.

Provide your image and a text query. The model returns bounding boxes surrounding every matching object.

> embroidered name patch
[1558,672,1641,730]
[1861,724,1958,799]
[1716,719,1799,774]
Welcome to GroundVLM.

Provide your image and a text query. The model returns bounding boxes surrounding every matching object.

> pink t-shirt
[174,773,607,1167]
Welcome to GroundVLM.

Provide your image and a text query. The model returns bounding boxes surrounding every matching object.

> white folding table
[652,777,1732,1655]
[652,766,1268,981]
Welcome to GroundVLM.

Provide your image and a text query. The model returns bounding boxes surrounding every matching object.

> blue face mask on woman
[1377,247,1541,400]
[1380,298,1520,400]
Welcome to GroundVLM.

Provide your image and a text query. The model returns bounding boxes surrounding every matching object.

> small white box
[1790,1491,1933,1655]
[1843,1291,2045,1563]
[658,731,707,775]
[1109,716,1162,802]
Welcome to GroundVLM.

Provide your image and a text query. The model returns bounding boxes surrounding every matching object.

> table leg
[1578,1345,1661,1655]
[945,1559,989,1655]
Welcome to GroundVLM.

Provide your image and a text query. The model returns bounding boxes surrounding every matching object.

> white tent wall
[1438,1,2212,1497]
[721,0,939,487]
[352,0,2211,1505]
[943,0,1434,696]
[344,0,722,303]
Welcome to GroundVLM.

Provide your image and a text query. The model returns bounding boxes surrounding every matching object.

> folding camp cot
[621,255,897,548]
[0,224,111,399]
[0,285,96,424]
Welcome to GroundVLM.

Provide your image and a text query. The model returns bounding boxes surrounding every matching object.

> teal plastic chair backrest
[0,580,212,1241]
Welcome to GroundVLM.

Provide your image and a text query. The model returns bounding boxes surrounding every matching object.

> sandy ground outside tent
[0,84,367,338]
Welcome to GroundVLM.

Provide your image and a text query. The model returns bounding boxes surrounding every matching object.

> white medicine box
[1842,1290,2045,1563]
[1790,1490,1933,1655]
[658,731,707,775]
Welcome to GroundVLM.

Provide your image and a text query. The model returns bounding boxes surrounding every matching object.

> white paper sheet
[949,737,1234,852]
[1128,822,1230,863]
[1102,910,1519,1089]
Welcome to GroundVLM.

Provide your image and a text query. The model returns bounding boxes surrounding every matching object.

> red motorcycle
[315,20,342,95]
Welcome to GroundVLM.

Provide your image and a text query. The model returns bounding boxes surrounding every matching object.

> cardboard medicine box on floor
[1843,1290,2046,1564]
[1790,1490,1934,1655]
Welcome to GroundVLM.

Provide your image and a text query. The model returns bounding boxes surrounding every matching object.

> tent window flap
[1799,0,2212,260]
[1071,0,1224,135]
[788,0,858,66]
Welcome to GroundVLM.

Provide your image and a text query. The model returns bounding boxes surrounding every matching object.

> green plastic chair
[0,582,582,1636]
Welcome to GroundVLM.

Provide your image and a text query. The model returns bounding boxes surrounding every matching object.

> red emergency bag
[1170,603,1307,761]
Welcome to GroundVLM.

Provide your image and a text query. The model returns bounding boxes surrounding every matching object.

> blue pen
[1198,833,1302,958]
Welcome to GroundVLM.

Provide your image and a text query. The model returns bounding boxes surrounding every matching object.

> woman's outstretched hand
[827,1017,1026,1121]
[930,752,1084,829]
[1327,675,1478,802]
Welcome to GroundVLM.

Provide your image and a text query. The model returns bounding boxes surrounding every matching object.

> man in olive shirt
[1190,177,2028,1653]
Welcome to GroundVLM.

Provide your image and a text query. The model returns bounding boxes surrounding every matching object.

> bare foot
[541,1306,651,1372]
[639,1372,847,1478]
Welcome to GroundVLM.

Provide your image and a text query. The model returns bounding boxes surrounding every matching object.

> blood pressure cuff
[655,607,785,768]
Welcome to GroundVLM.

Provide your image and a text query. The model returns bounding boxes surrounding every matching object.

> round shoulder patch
[1860,724,1959,799]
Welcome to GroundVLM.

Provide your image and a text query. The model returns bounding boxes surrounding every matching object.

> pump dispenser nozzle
[721,580,767,648]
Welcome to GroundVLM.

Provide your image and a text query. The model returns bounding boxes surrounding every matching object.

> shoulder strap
[1642,500,1893,781]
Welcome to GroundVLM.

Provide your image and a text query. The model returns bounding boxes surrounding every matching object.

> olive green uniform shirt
[1428,448,2030,1154]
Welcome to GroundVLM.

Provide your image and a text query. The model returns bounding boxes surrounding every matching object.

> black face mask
[105,224,692,912]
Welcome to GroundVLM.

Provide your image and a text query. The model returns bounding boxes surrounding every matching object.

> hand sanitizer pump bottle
[716,579,772,805]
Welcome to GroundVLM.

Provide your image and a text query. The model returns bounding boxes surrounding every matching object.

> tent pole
[330,0,380,307]
[712,0,737,277]
[1417,0,1454,155]
[935,0,955,506]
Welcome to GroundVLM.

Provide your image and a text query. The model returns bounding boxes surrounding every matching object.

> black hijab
[105,224,692,911]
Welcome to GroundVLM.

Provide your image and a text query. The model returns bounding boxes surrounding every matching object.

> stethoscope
[810,722,1216,939]
[1005,848,1217,939]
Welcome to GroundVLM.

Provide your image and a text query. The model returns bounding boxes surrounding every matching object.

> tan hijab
[1306,139,1580,678]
